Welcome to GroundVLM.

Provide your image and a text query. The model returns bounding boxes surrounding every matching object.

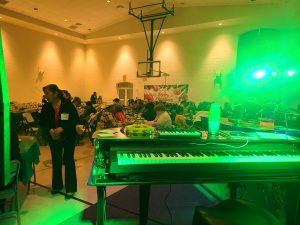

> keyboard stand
[139,184,151,225]
[96,186,106,225]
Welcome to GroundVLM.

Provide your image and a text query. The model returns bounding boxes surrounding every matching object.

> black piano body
[88,128,300,225]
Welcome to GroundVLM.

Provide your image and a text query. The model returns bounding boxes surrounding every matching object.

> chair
[192,199,282,225]
[88,112,101,140]
[22,113,40,144]
[76,112,97,144]
[0,160,21,225]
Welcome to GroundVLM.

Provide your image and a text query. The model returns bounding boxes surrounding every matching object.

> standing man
[40,84,79,198]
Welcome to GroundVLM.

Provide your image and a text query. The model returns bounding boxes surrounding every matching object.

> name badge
[61,113,69,120]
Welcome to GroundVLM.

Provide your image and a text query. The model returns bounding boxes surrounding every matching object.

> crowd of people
[40,89,239,131]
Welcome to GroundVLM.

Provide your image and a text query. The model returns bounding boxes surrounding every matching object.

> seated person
[146,103,172,128]
[187,102,197,116]
[169,105,177,122]
[127,99,135,108]
[222,102,233,117]
[72,96,82,107]
[113,98,121,104]
[79,101,96,124]
[174,106,187,128]
[142,102,156,121]
[133,99,145,113]
[98,108,120,129]
[90,92,97,104]
[96,95,103,104]
[114,104,126,125]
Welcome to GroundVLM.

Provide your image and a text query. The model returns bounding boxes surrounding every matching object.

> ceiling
[0,0,284,35]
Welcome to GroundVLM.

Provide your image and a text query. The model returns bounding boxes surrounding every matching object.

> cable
[189,135,249,149]
[164,184,173,225]
[273,184,285,207]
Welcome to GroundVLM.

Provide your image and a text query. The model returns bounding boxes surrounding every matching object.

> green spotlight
[287,70,295,77]
[253,70,266,79]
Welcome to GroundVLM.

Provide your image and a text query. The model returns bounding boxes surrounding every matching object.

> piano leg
[139,184,151,225]
[228,183,238,200]
[96,186,106,225]
[286,182,300,225]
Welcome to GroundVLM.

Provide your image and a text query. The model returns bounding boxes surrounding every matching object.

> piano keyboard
[157,129,202,138]
[117,150,300,165]
[108,143,300,177]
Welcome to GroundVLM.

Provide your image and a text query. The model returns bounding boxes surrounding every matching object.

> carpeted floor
[59,184,214,225]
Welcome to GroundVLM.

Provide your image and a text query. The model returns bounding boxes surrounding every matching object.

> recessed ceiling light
[107,0,111,3]
[218,23,223,26]
[0,16,2,19]
[64,18,68,22]
[161,31,165,34]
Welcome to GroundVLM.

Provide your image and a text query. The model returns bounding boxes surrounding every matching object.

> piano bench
[192,199,282,225]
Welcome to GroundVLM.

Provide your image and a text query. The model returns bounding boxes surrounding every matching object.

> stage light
[253,70,266,79]
[287,70,295,77]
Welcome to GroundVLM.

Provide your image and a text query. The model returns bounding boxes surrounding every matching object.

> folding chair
[0,160,21,225]
[22,113,40,144]
[87,112,101,144]
[76,113,95,144]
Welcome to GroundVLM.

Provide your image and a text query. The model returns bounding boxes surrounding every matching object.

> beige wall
[1,4,298,104]
[2,20,240,103]
[87,27,239,103]
[1,22,85,102]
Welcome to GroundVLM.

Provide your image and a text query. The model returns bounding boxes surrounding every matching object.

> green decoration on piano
[208,103,221,136]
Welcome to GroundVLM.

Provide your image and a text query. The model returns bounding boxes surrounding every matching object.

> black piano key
[203,152,213,156]
[229,152,239,156]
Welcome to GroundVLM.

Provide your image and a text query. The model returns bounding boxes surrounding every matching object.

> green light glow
[0,30,10,185]
[226,28,300,104]
[253,70,266,79]
[287,70,295,77]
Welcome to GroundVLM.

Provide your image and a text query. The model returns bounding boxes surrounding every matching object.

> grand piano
[88,127,300,225]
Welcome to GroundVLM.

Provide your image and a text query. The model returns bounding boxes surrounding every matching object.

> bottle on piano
[208,103,221,136]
